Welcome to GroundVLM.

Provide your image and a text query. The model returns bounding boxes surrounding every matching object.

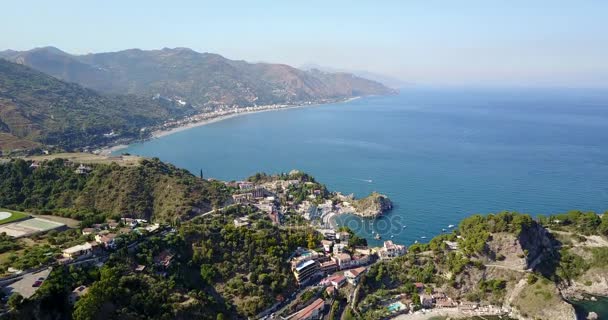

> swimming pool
[387,301,406,312]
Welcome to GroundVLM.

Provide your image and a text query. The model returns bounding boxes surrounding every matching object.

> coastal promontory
[351,191,393,218]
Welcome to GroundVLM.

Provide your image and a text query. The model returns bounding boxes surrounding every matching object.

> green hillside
[0,59,194,151]
[0,157,229,223]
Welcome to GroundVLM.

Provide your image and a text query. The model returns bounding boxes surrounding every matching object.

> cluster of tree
[8,242,228,319]
[0,232,20,254]
[2,244,58,272]
[539,210,608,236]
[478,279,506,293]
[0,158,230,222]
[357,254,432,317]
[458,212,534,255]
[287,181,329,205]
[244,171,329,206]
[247,171,317,184]
[180,205,315,317]
[45,229,91,247]
[72,263,183,320]
[337,226,368,248]
[556,248,589,283]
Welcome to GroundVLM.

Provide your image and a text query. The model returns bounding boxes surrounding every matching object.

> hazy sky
[2,0,608,87]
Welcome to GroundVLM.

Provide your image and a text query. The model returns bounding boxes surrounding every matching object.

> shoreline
[98,96,361,156]
[392,308,508,320]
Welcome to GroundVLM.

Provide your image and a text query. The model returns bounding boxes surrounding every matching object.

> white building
[344,266,367,285]
[378,240,407,260]
[62,243,93,259]
[332,243,347,254]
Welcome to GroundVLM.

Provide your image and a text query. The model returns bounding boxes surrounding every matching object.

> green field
[0,208,30,225]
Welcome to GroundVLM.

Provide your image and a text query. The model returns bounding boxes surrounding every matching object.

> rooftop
[334,253,351,261]
[295,259,316,272]
[63,243,92,254]
[346,266,366,277]
[293,298,324,320]
[320,260,337,267]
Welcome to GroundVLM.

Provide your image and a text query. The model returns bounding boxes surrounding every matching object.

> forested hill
[1,47,396,108]
[0,157,229,223]
[0,59,194,151]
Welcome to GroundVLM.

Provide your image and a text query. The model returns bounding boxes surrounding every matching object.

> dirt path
[484,264,530,273]
[507,278,528,305]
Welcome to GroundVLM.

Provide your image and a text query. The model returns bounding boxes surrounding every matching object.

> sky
[2,0,608,87]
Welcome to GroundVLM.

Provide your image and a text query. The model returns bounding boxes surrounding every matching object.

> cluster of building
[290,230,408,288]
[226,176,366,234]
[62,218,160,261]
[230,181,281,224]
[381,282,488,317]
[157,103,296,133]
[377,240,407,260]
[290,298,325,320]
[417,286,457,309]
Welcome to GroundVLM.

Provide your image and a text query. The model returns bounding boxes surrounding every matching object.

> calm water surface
[120,88,608,246]
[571,296,608,319]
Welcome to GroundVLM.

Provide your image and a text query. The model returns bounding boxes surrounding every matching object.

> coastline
[392,307,508,320]
[98,96,361,156]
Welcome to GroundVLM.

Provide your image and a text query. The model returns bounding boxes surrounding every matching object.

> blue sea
[119,87,608,246]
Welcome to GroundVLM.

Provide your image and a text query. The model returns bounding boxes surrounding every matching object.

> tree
[200,264,216,284]
[307,233,316,249]
[411,292,422,310]
[7,293,24,310]
[599,213,608,236]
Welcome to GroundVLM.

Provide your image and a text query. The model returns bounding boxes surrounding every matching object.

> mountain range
[0,47,395,152]
[0,47,396,108]
[300,62,412,88]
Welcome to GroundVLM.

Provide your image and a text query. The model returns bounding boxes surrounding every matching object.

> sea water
[120,87,608,246]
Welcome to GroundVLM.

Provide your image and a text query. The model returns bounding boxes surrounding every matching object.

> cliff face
[518,222,556,270]
[461,222,580,320]
[351,192,392,218]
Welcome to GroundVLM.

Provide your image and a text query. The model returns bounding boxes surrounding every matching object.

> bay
[119,87,608,247]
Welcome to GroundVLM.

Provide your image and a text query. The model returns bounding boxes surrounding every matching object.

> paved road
[2,268,52,298]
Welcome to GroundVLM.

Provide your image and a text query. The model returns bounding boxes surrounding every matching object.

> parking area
[2,268,52,298]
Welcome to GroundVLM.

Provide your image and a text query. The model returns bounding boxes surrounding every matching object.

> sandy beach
[98,97,360,156]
